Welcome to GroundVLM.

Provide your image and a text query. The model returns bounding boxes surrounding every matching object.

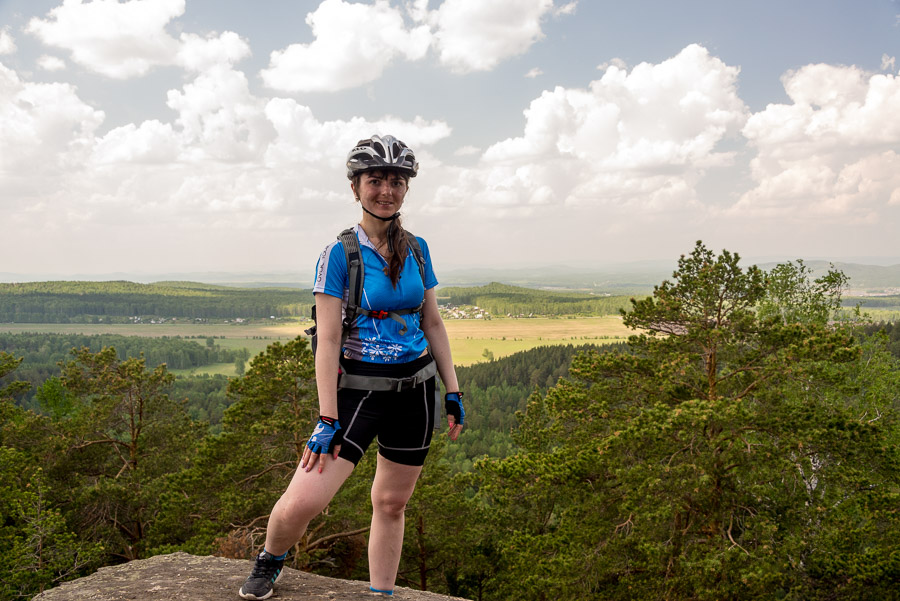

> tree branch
[306,526,371,552]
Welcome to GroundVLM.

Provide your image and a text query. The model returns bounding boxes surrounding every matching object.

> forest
[438,282,632,316]
[0,280,638,323]
[0,333,249,428]
[0,281,315,322]
[1,242,899,600]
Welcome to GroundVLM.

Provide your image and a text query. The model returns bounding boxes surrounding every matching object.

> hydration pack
[306,227,426,356]
[305,227,442,426]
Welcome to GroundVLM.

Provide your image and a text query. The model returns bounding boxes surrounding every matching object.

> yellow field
[0,316,632,369]
[444,316,630,364]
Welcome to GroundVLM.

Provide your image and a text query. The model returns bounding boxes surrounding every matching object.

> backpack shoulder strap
[404,231,426,288]
[338,228,362,336]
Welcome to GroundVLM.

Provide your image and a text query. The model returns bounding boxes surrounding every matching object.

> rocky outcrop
[33,552,469,601]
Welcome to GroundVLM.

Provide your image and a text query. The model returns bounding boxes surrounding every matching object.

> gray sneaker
[238,551,284,600]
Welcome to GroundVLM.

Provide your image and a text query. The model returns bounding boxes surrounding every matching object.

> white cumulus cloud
[166,66,275,163]
[736,64,900,222]
[37,55,66,71]
[1,41,453,250]
[262,0,574,91]
[26,0,186,79]
[92,120,179,165]
[555,2,578,16]
[430,0,556,73]
[0,61,104,199]
[433,44,748,214]
[176,31,252,72]
[0,29,16,55]
[261,0,430,93]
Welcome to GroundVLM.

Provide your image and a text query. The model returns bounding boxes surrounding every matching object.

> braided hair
[352,170,410,288]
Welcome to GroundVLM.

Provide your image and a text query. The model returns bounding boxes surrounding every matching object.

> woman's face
[353,170,408,219]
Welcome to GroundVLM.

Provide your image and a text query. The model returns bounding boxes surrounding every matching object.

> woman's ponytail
[385,217,407,288]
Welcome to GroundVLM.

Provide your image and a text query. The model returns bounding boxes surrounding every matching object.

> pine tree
[474,242,900,600]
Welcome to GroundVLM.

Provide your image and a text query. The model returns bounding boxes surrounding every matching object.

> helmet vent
[345,135,418,179]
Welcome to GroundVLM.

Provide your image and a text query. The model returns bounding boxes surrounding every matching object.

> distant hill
[441,260,900,294]
[0,280,632,323]
[3,259,899,295]
[0,281,313,323]
[753,261,900,292]
[438,263,674,294]
[438,282,632,316]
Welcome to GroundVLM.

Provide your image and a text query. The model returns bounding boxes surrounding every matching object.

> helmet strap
[361,204,400,223]
[360,204,401,254]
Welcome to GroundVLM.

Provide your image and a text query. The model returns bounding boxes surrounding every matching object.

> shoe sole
[238,590,273,601]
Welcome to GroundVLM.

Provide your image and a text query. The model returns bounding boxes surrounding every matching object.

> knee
[371,490,409,519]
[273,492,320,525]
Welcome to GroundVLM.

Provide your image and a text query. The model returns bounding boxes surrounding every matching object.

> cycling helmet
[346,135,418,180]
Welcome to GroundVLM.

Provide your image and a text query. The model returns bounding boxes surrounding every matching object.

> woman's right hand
[309,292,344,473]
[302,417,342,473]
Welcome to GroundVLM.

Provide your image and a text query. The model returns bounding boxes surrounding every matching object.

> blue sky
[1,0,899,280]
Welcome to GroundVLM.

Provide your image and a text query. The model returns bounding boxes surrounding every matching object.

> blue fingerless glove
[444,392,465,426]
[306,416,342,454]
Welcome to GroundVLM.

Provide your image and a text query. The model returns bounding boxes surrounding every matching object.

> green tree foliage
[1,354,105,599]
[0,332,249,410]
[169,374,231,430]
[0,351,30,412]
[150,336,316,557]
[0,280,313,322]
[1,346,202,568]
[844,294,900,311]
[398,436,494,596]
[857,321,900,359]
[151,335,375,576]
[758,259,848,325]
[3,255,899,599]
[0,448,104,599]
[472,242,900,600]
[43,348,203,561]
[447,343,622,470]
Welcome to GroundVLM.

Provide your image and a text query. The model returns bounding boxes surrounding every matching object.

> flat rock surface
[33,552,469,601]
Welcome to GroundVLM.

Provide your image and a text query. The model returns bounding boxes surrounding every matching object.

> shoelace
[250,557,281,578]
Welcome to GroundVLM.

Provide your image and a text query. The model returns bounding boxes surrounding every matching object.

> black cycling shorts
[336,354,436,467]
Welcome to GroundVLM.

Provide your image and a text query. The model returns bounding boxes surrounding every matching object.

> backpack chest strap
[356,301,424,335]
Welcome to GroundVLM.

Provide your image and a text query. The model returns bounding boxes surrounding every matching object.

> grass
[444,316,631,365]
[0,316,634,370]
[170,362,244,377]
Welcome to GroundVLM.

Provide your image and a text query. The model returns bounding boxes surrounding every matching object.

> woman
[239,135,465,600]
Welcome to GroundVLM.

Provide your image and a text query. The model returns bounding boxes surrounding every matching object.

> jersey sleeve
[416,236,439,290]
[312,240,347,299]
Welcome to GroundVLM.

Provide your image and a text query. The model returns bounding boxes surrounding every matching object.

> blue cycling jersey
[313,225,438,364]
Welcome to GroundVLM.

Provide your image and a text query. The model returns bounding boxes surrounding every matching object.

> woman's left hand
[445,392,465,441]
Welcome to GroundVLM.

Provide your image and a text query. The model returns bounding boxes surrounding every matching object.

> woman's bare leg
[368,454,423,591]
[263,457,356,555]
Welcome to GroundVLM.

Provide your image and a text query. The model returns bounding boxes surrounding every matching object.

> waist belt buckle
[394,375,416,392]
